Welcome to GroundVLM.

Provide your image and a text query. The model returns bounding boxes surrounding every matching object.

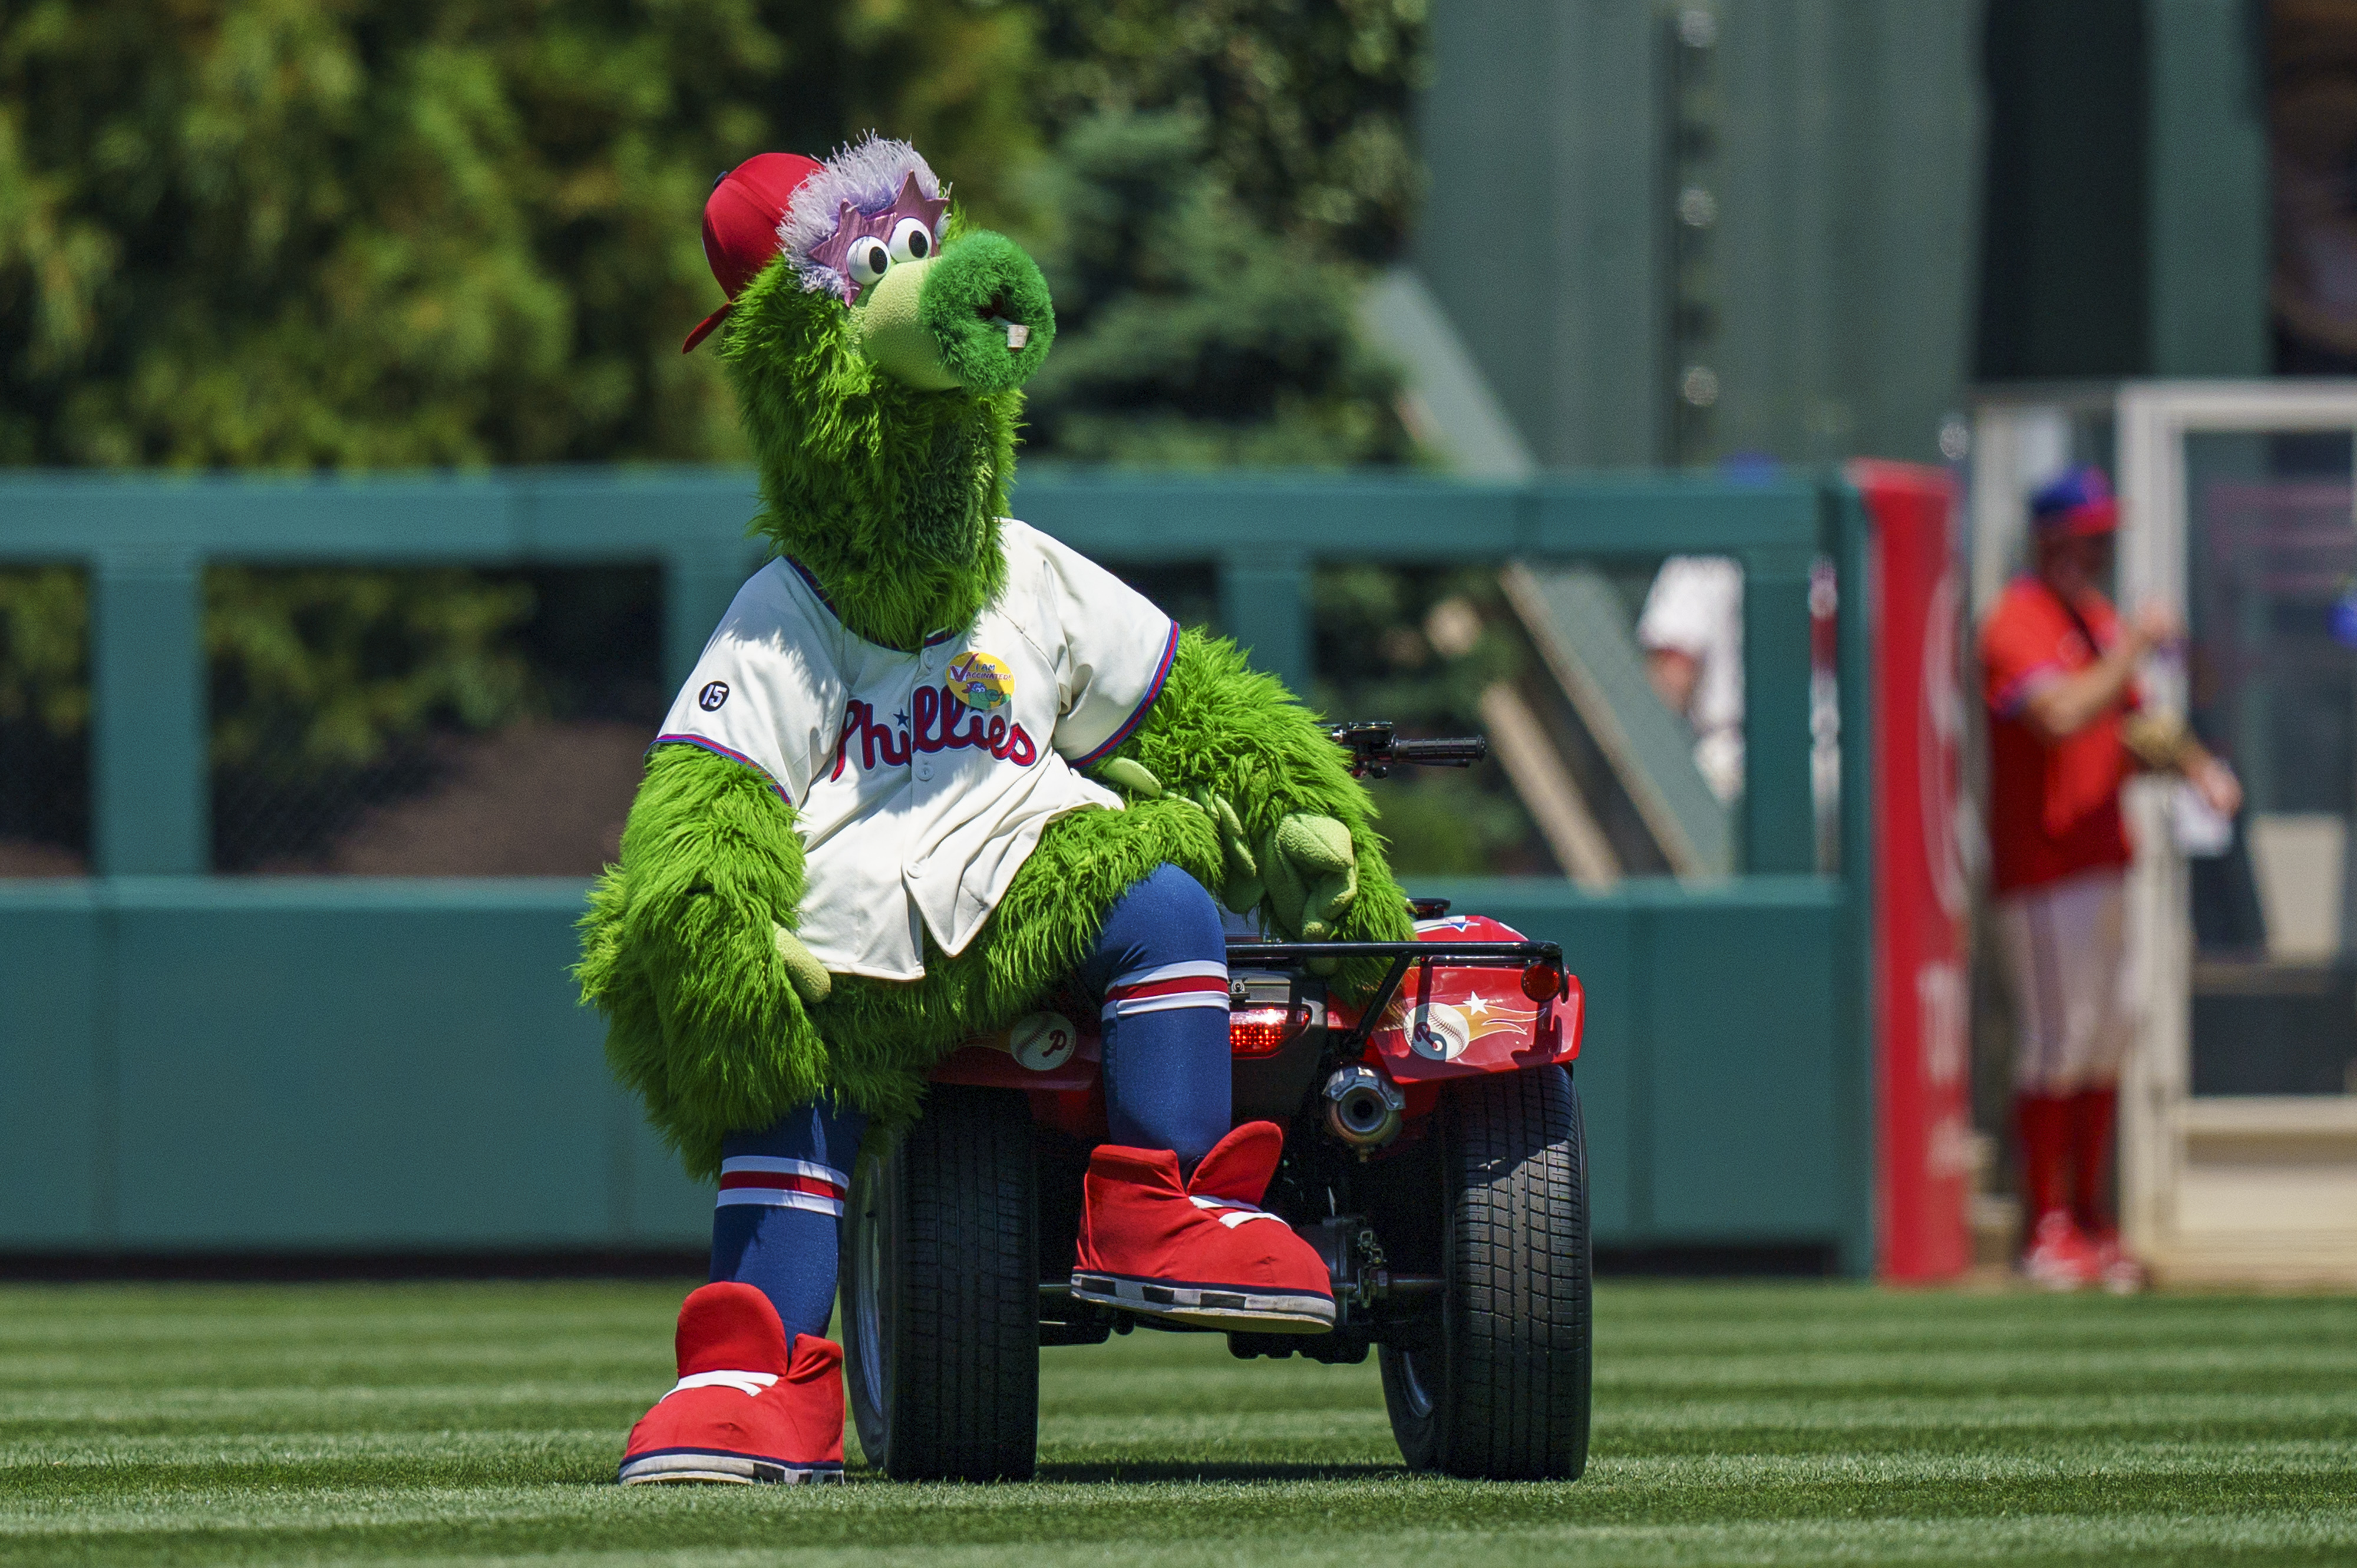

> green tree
[1031,0,1425,260]
[0,0,1038,468]
[1018,110,1411,466]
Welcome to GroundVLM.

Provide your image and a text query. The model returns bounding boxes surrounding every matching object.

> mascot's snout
[854,230,1054,394]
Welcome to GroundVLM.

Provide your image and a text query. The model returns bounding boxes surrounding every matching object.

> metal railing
[0,466,1857,881]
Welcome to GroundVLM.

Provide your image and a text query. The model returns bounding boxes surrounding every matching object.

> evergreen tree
[1032,0,1424,260]
[1019,110,1410,467]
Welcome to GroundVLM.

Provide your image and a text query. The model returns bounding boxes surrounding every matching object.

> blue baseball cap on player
[2031,465,2119,537]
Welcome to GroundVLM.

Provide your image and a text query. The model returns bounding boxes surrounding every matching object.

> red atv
[840,724,1592,1482]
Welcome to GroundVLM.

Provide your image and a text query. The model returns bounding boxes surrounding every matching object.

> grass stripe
[2,1281,2351,1566]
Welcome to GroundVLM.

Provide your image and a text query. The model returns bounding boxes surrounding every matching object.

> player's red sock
[2068,1083,2118,1233]
[2014,1092,2071,1222]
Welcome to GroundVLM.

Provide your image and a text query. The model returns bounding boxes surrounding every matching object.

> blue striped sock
[709,1100,866,1341]
[1084,864,1232,1164]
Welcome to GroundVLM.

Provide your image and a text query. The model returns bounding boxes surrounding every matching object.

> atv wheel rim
[1397,1349,1436,1420]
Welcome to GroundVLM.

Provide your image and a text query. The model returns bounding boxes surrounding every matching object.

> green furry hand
[1091,758,1261,913]
[1261,813,1358,942]
[1198,792,1263,915]
[771,923,833,1006]
[1090,757,1166,800]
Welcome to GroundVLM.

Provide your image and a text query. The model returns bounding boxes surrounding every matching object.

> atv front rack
[1226,937,1566,1055]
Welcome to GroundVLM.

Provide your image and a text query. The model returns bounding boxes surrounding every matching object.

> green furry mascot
[591,140,1411,1487]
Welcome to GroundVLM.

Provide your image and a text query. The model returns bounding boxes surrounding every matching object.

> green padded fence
[0,469,1874,1270]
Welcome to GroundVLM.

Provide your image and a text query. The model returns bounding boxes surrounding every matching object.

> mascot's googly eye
[846,235,891,290]
[888,217,935,263]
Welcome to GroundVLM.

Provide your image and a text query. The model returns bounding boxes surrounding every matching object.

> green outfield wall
[0,469,1875,1270]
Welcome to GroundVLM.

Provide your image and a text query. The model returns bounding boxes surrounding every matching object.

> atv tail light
[1520,959,1565,1003]
[1229,1003,1309,1058]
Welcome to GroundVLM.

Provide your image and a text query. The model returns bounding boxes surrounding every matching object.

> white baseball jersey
[1638,554,1745,803]
[654,519,1180,982]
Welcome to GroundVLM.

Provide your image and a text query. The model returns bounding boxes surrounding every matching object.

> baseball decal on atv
[1405,1002,1472,1061]
[945,650,1014,713]
[1367,913,1567,1078]
[1007,1010,1078,1072]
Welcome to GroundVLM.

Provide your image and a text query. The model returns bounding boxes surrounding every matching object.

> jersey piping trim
[783,556,837,618]
[784,555,958,648]
[650,734,791,805]
[1068,619,1181,768]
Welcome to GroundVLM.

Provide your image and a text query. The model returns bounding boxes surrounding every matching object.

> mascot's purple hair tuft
[777,136,948,302]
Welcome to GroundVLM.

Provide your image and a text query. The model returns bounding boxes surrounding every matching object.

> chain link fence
[206,565,665,874]
[0,566,90,876]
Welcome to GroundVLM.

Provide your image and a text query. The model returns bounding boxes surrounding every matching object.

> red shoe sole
[1070,1270,1335,1333]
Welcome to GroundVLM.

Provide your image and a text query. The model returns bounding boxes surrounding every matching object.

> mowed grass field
[3,1280,2353,1566]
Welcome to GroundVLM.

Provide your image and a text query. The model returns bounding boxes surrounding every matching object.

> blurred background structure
[2,0,2353,1281]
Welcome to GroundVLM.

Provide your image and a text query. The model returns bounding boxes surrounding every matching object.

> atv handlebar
[1329,721,1488,778]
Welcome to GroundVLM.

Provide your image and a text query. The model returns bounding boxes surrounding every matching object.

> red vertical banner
[1850,460,1972,1282]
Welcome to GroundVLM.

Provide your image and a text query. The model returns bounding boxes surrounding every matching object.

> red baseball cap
[684,153,824,353]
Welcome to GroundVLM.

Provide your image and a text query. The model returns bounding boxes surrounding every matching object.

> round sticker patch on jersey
[945,650,1014,713]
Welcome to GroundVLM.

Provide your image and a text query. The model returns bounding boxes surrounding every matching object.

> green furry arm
[576,744,831,1181]
[1113,629,1415,995]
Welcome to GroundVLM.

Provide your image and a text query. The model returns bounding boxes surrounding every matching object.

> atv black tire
[1379,1065,1591,1480]
[841,1084,1039,1481]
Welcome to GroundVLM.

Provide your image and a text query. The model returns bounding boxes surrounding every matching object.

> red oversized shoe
[1070,1121,1335,1333]
[618,1282,845,1485]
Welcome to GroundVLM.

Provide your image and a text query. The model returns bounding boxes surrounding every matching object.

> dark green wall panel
[1,876,1866,1265]
[0,882,714,1252]
[622,1102,715,1244]
[109,899,611,1245]
[1643,901,1842,1238]
[1418,0,1981,469]
[2147,0,2269,376]
[0,891,103,1243]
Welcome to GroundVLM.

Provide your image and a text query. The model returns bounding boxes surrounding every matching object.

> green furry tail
[579,627,1408,1179]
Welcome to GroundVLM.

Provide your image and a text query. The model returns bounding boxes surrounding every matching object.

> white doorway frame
[2116,379,2357,1285]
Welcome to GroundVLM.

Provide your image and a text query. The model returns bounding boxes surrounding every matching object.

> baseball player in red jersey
[1980,466,2240,1289]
